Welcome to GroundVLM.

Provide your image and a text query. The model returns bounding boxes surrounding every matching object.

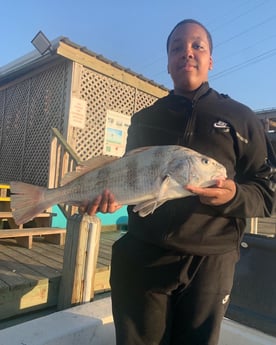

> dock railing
[49,127,81,219]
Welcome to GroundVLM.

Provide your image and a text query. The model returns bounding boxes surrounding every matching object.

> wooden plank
[33,239,65,258]
[0,212,52,219]
[4,241,63,276]
[0,228,66,249]
[30,241,65,266]
[0,254,31,289]
[57,41,169,98]
[0,250,46,285]
[93,269,111,292]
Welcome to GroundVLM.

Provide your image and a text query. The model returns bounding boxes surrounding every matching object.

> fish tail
[10,181,51,225]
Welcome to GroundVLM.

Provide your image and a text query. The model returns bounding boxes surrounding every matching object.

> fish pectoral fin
[158,175,171,198]
[133,199,167,217]
[133,175,172,217]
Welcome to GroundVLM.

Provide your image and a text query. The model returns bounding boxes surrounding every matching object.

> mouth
[179,62,197,71]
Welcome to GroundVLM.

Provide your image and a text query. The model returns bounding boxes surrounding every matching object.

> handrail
[49,127,81,218]
[51,128,80,163]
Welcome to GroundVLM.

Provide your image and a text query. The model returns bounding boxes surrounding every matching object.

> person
[81,19,275,345]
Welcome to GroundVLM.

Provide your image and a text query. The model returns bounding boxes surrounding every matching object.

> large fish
[10,145,227,225]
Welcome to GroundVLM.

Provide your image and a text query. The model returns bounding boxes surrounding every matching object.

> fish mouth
[198,175,226,188]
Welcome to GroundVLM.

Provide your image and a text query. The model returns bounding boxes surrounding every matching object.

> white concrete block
[0,297,115,345]
[219,318,276,345]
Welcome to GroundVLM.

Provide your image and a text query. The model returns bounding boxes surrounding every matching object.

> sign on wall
[103,110,130,157]
[69,97,87,129]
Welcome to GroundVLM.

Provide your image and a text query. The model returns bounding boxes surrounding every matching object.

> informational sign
[103,110,131,157]
[69,97,87,129]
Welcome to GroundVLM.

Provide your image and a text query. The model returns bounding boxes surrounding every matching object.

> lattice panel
[0,90,4,128]
[0,61,70,186]
[73,67,159,161]
[0,82,29,183]
[135,89,159,113]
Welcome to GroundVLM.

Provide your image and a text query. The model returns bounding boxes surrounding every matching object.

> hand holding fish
[186,178,236,206]
[79,189,121,215]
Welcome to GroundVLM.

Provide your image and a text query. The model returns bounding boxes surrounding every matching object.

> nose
[181,44,194,59]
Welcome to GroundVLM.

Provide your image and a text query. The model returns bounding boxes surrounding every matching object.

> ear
[209,56,213,70]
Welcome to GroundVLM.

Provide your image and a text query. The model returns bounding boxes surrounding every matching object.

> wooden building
[0,37,168,188]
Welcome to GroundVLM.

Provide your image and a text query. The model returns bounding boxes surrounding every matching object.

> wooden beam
[0,228,66,249]
[57,41,168,99]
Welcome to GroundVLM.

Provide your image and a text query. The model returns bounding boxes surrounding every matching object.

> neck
[174,88,196,99]
[173,82,208,99]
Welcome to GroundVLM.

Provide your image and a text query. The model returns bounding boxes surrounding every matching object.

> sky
[1,0,275,111]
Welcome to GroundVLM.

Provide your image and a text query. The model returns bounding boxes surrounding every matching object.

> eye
[193,42,205,50]
[201,158,210,165]
[171,45,181,53]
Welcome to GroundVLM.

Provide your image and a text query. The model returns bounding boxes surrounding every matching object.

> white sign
[69,97,87,129]
[103,110,131,157]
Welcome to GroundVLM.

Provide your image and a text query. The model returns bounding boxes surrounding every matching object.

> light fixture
[31,30,53,55]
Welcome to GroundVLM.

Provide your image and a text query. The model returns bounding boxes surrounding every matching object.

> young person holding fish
[81,19,276,345]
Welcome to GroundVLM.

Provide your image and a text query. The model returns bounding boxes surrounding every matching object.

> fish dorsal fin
[124,146,153,157]
[60,155,118,186]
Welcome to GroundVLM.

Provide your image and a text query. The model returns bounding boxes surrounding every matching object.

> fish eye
[201,158,210,165]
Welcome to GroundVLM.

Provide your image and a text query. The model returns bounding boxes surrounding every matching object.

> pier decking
[0,229,122,323]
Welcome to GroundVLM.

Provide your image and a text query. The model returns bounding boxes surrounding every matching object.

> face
[167,23,213,95]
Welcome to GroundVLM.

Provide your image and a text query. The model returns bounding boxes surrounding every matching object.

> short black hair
[166,19,213,54]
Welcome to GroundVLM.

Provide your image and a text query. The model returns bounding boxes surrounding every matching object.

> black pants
[110,232,239,345]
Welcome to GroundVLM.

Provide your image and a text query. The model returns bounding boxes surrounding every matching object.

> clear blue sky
[1,0,275,111]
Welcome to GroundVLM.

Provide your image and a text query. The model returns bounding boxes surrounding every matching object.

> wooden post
[250,217,258,234]
[57,213,101,310]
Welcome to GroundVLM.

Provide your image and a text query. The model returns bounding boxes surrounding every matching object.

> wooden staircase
[0,183,66,249]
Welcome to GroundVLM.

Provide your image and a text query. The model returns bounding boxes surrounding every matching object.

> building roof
[0,37,169,96]
[256,108,276,119]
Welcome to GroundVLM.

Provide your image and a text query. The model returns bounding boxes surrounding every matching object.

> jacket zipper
[182,99,197,145]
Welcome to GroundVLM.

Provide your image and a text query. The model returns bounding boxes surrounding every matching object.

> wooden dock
[0,229,122,322]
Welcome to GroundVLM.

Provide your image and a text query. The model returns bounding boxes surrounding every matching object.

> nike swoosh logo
[213,121,230,129]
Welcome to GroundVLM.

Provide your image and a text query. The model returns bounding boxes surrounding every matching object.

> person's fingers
[98,190,109,213]
[78,190,121,215]
[78,205,87,215]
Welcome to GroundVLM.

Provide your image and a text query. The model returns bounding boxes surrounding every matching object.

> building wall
[0,60,70,185]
